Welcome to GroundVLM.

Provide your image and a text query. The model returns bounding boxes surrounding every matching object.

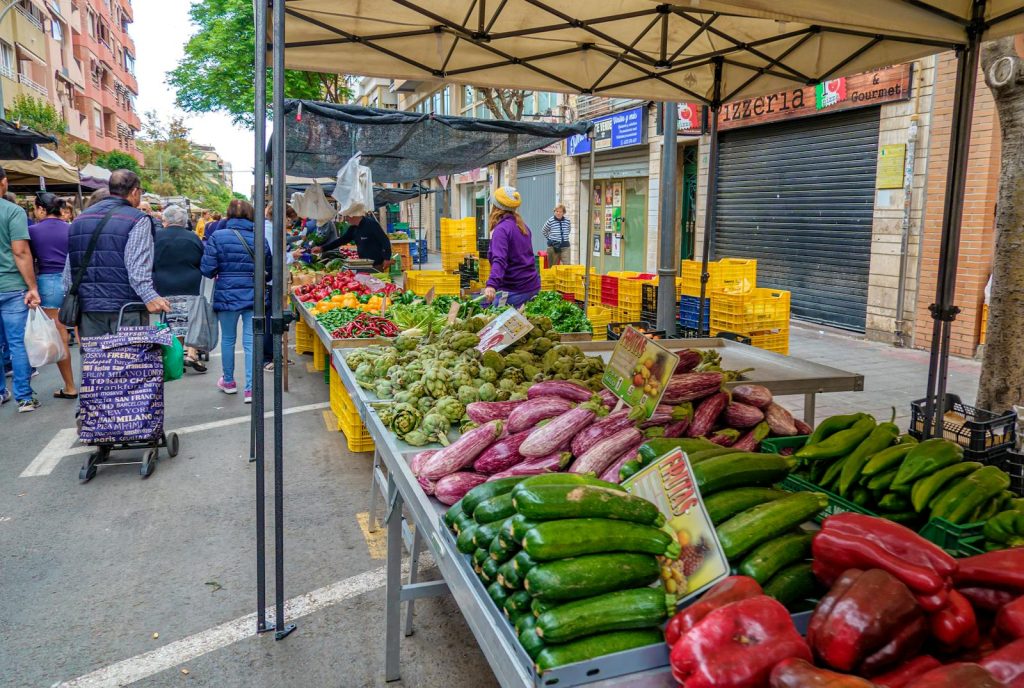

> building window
[51,19,63,42]
[86,9,95,36]
[93,107,102,132]
[443,86,450,115]
[124,50,134,75]
[0,42,13,80]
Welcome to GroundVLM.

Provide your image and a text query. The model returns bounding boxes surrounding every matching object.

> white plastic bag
[24,307,65,368]
[331,152,374,217]
[304,180,338,222]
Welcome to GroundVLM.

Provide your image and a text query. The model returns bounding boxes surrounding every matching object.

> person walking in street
[542,204,572,266]
[201,199,271,403]
[63,170,171,338]
[195,210,211,240]
[154,204,207,373]
[29,192,77,399]
[483,186,541,308]
[312,212,392,271]
[262,203,304,372]
[204,212,225,242]
[0,167,41,411]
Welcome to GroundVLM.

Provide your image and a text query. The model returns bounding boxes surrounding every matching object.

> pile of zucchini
[445,473,679,674]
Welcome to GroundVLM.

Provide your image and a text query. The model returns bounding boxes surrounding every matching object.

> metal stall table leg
[385,473,404,681]
[405,528,423,637]
[803,392,817,426]
[369,449,384,532]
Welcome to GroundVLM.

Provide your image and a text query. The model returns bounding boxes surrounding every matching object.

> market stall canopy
[285,176,443,209]
[0,118,55,161]
[281,0,1023,103]
[79,163,111,190]
[3,147,80,191]
[272,101,590,182]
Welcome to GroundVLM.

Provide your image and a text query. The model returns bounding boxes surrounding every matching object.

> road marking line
[356,511,387,560]
[57,565,391,688]
[322,410,338,433]
[21,402,331,478]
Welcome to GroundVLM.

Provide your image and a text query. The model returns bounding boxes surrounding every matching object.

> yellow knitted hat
[491,185,522,211]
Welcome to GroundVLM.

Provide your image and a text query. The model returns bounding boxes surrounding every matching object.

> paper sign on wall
[602,326,679,419]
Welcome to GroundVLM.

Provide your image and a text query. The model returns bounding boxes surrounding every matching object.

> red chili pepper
[930,589,979,649]
[997,597,1024,643]
[812,529,945,595]
[956,550,1024,592]
[872,656,942,688]
[664,575,763,646]
[823,514,957,579]
[980,637,1024,685]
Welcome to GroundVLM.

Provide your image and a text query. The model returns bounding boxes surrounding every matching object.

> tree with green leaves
[168,0,349,128]
[6,94,67,139]
[95,150,141,176]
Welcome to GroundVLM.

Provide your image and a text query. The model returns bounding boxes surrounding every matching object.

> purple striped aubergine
[597,388,618,410]
[420,420,504,480]
[764,402,798,436]
[637,402,693,428]
[472,429,533,474]
[465,400,525,424]
[724,402,765,429]
[520,402,603,458]
[570,427,644,476]
[686,391,731,438]
[661,373,724,404]
[418,475,436,496]
[598,438,646,483]
[433,472,488,505]
[676,349,703,374]
[570,409,633,458]
[486,452,572,481]
[663,419,690,438]
[410,449,438,476]
[527,380,593,403]
[732,421,771,452]
[731,384,773,409]
[709,428,741,446]
[506,396,576,434]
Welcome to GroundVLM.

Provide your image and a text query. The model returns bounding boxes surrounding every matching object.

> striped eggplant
[686,391,730,438]
[597,388,618,409]
[418,475,436,495]
[434,472,488,505]
[598,438,646,483]
[794,418,813,435]
[663,419,690,438]
[520,401,603,457]
[764,402,798,436]
[661,373,725,404]
[466,400,526,424]
[570,409,634,458]
[506,396,576,434]
[473,429,533,474]
[676,349,703,373]
[486,452,572,480]
[724,402,765,429]
[410,449,438,476]
[526,380,593,403]
[420,420,505,479]
[636,402,692,428]
[731,384,773,409]
[570,426,644,476]
[732,421,771,452]
[709,428,740,446]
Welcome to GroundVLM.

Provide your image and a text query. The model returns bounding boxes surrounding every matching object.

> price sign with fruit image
[623,447,729,605]
[602,326,680,419]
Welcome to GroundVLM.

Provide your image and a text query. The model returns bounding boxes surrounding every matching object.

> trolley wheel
[97,445,112,461]
[140,450,156,478]
[80,461,97,483]
[166,432,179,458]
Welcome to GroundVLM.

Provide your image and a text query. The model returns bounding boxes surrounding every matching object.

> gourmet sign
[718,64,912,130]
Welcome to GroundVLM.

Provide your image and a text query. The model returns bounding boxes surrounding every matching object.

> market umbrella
[3,146,80,192]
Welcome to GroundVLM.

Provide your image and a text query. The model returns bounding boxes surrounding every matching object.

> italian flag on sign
[815,78,847,109]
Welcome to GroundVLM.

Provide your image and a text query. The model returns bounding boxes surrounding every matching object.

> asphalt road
[0,342,496,688]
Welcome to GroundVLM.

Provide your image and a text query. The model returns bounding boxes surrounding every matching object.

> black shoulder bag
[59,206,120,327]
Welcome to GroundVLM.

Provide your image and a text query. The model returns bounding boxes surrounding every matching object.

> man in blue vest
[63,169,170,338]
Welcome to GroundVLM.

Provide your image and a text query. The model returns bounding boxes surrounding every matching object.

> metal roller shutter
[714,108,880,331]
[516,156,557,252]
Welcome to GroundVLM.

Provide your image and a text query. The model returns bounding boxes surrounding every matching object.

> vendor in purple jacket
[484,186,541,307]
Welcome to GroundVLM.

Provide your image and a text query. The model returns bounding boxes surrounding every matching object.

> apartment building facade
[0,0,141,162]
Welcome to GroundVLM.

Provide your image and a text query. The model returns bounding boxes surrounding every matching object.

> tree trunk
[504,157,518,186]
[978,37,1024,410]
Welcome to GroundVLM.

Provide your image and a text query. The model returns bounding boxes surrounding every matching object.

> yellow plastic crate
[312,337,328,371]
[574,270,598,301]
[588,305,611,341]
[294,318,314,355]
[405,270,461,297]
[715,327,790,356]
[540,268,556,291]
[981,303,989,345]
[479,258,490,285]
[680,258,757,297]
[618,278,656,304]
[710,288,790,333]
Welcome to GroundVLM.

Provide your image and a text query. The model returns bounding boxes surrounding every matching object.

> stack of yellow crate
[405,270,461,296]
[294,318,314,354]
[540,268,556,291]
[574,269,598,301]
[312,336,328,370]
[981,303,989,345]
[680,258,757,296]
[440,218,477,272]
[479,258,491,285]
[588,305,611,341]
[330,364,375,452]
[609,272,650,321]
[553,265,585,296]
[710,288,791,355]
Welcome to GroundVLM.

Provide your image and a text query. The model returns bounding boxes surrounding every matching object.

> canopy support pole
[656,102,678,335]
[418,180,424,270]
[271,0,295,641]
[697,58,723,337]
[923,1,984,438]
[251,0,270,635]
[582,138,596,311]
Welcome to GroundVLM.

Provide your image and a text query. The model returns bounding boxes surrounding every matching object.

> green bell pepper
[983,510,1024,547]
[796,415,876,461]
[891,438,964,489]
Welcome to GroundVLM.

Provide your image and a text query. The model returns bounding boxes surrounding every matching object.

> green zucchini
[716,492,828,561]
[480,557,499,583]
[512,473,625,501]
[512,484,664,526]
[532,597,560,617]
[687,446,739,464]
[498,517,519,550]
[503,590,533,617]
[509,514,541,542]
[519,626,546,660]
[489,530,519,564]
[534,629,663,673]
[535,588,671,643]
[523,518,679,561]
[524,553,661,602]
[456,524,479,554]
[452,512,475,535]
[462,477,528,516]
[444,500,464,529]
[499,559,524,589]
[703,487,789,525]
[512,550,538,574]
[515,611,537,636]
[738,532,813,584]
[763,562,816,607]
[472,548,490,569]
[692,453,796,496]
[487,581,508,607]
[474,492,516,524]
[472,519,506,549]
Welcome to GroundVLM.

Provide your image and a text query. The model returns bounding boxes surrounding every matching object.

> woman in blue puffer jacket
[201,199,272,402]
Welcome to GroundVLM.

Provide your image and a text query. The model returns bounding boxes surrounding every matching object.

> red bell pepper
[669,595,811,688]
[961,587,1019,613]
[956,550,1024,592]
[930,589,980,649]
[664,575,762,646]
[812,529,945,595]
[769,658,877,687]
[997,597,1024,643]
[808,568,923,674]
[823,514,957,579]
[872,656,942,688]
[904,662,1006,687]
[860,615,929,676]
[981,637,1024,685]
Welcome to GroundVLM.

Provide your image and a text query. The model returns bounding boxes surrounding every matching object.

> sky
[132,2,255,197]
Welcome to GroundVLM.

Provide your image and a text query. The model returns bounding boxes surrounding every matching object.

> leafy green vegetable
[523,291,592,333]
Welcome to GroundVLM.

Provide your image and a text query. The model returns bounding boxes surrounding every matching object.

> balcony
[575,96,645,120]
[19,73,48,97]
[97,85,116,111]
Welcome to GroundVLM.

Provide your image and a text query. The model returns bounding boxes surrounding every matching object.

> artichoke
[355,362,375,389]
[502,367,526,385]
[389,403,422,439]
[423,368,452,399]
[374,380,394,399]
[406,381,428,400]
[450,332,480,353]
[434,397,466,424]
[510,392,527,401]
[494,389,511,402]
[375,403,397,427]
[459,418,479,433]
[393,335,418,353]
[481,350,505,374]
[479,367,498,384]
[421,413,451,446]
[373,352,398,378]
[457,385,479,405]
[403,430,432,447]
[479,382,497,402]
[498,379,516,393]
[392,390,415,405]
[417,396,435,414]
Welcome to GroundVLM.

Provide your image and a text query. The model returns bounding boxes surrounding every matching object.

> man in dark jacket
[313,213,392,270]
[63,170,170,338]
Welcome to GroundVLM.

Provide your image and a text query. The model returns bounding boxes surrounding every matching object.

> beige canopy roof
[281,0,1023,103]
[4,146,79,188]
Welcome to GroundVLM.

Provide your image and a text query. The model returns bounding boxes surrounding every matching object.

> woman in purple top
[483,186,541,308]
[29,193,76,398]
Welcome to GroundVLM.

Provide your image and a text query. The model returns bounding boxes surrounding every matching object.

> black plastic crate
[641,283,658,315]
[909,394,1015,458]
[998,451,1024,497]
[477,238,491,255]
[640,308,658,325]
[607,321,665,341]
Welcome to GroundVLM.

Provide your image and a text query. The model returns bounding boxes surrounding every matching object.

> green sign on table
[601,326,679,420]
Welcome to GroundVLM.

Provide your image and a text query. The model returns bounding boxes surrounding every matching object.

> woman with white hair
[154,204,207,372]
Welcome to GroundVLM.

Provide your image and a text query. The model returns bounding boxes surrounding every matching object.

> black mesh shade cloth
[274,101,590,183]
[284,180,440,209]
[0,119,56,161]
